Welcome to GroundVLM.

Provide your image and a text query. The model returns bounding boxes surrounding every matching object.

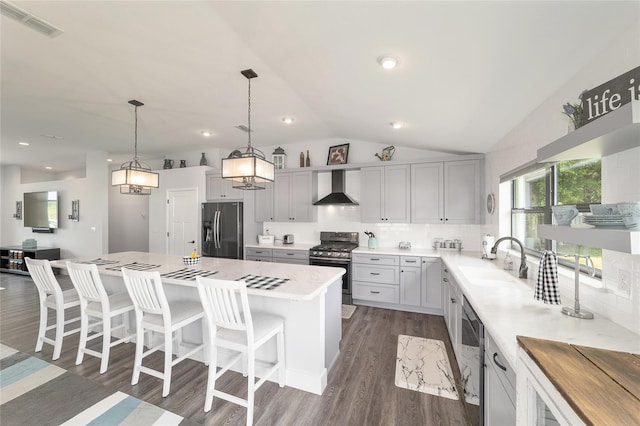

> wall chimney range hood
[314,170,359,205]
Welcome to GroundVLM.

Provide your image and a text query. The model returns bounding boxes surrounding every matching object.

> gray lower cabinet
[245,247,273,262]
[484,331,516,426]
[353,253,442,313]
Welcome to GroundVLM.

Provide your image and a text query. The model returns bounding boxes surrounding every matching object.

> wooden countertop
[517,335,640,425]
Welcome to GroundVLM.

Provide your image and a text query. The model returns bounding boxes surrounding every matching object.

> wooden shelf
[537,100,640,163]
[538,224,640,254]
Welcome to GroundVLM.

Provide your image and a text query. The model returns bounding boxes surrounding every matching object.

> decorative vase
[300,152,305,167]
[306,150,310,167]
[180,160,187,168]
[199,153,207,166]
[163,159,174,169]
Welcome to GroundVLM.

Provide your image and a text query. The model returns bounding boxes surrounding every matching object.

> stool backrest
[196,277,252,335]
[66,262,108,305]
[121,268,168,316]
[25,257,63,299]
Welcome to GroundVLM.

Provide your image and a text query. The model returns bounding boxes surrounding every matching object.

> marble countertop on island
[245,242,315,250]
[51,251,344,302]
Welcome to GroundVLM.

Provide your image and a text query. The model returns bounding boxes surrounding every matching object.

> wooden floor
[0,273,475,425]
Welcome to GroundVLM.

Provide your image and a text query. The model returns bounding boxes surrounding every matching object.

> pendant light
[111,100,159,195]
[221,69,275,190]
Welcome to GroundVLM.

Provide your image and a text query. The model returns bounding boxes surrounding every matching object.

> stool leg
[276,328,285,387]
[35,302,47,353]
[246,350,256,426]
[100,315,111,374]
[162,329,173,397]
[52,303,65,360]
[204,325,216,413]
[76,309,88,365]
[132,321,144,385]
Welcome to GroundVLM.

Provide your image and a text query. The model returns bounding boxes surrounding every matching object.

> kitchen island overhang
[51,251,345,395]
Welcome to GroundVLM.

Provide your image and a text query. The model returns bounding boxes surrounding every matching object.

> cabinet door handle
[443,277,449,282]
[451,298,456,304]
[444,268,449,273]
[370,272,380,276]
[370,291,380,294]
[493,353,507,372]
[286,253,295,256]
[405,260,416,263]
[370,258,380,261]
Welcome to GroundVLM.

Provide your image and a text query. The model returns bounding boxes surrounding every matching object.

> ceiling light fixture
[282,117,295,125]
[390,122,403,129]
[111,100,159,195]
[45,166,52,170]
[19,141,29,146]
[377,55,399,70]
[221,69,275,190]
[201,130,213,137]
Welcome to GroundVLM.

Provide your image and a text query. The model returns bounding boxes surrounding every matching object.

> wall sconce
[68,200,80,222]
[13,201,22,219]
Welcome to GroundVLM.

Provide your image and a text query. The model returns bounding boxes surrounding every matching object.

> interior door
[167,188,198,256]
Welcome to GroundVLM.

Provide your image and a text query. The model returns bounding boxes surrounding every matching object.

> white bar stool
[122,267,205,397]
[25,257,81,360]
[66,261,135,374]
[196,276,285,426]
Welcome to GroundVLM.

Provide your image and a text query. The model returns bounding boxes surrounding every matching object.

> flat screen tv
[24,191,59,229]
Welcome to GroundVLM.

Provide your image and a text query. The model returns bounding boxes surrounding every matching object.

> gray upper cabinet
[273,171,318,222]
[254,183,274,222]
[206,174,244,201]
[411,159,481,224]
[360,165,410,223]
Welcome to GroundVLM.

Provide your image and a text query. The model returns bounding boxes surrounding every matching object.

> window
[511,159,602,275]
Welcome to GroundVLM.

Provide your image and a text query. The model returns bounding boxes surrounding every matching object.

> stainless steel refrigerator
[202,202,244,259]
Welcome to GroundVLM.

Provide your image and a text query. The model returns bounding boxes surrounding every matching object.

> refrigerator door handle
[215,210,221,249]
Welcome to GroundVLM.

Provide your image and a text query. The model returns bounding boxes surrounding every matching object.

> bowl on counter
[183,255,201,266]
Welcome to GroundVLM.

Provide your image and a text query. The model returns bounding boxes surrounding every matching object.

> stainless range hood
[314,170,359,205]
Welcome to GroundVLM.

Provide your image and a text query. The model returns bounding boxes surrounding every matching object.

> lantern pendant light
[221,69,275,190]
[111,100,159,195]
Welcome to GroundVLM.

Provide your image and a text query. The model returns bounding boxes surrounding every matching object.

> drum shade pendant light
[111,100,159,195]
[222,69,275,190]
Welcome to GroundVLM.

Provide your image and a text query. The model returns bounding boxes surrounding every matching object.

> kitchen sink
[458,266,520,286]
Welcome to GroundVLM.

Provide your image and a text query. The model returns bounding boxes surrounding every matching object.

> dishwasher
[461,295,484,426]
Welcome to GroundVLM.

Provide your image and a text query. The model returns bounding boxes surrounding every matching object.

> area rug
[0,343,185,425]
[459,343,480,405]
[395,335,459,400]
[342,304,356,319]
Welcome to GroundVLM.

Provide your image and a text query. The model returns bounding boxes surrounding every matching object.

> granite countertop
[51,251,344,302]
[352,246,640,369]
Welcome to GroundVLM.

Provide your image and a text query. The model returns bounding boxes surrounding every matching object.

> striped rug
[0,343,191,425]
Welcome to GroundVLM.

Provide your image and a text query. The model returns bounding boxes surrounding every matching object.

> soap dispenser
[504,250,514,271]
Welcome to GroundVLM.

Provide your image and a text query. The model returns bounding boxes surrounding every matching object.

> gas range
[309,232,359,261]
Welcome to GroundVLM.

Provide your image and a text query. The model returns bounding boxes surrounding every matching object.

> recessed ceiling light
[282,117,295,124]
[377,55,399,70]
[45,166,52,170]
[201,130,213,137]
[18,141,29,146]
[390,122,403,129]
[107,158,113,162]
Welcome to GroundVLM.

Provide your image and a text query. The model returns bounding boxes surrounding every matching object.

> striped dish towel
[535,251,561,304]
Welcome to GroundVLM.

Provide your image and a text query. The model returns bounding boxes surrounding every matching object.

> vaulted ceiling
[1,1,637,172]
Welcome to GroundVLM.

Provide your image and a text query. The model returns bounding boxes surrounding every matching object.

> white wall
[484,20,640,334]
[0,152,109,259]
[108,176,150,253]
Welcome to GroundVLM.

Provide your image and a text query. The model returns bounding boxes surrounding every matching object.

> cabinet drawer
[400,256,421,266]
[246,255,272,262]
[352,253,399,266]
[353,282,399,303]
[353,264,399,284]
[273,249,309,261]
[246,247,273,257]
[485,333,516,393]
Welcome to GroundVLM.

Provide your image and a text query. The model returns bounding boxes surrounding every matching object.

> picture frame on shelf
[327,143,350,165]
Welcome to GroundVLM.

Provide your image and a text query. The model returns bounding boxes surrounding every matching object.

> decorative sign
[581,66,640,126]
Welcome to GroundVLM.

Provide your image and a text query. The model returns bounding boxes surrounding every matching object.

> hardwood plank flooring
[0,273,475,425]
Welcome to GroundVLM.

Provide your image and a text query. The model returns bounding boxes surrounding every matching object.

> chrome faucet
[491,237,528,279]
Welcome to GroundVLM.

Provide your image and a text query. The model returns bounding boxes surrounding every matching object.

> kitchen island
[51,251,345,395]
